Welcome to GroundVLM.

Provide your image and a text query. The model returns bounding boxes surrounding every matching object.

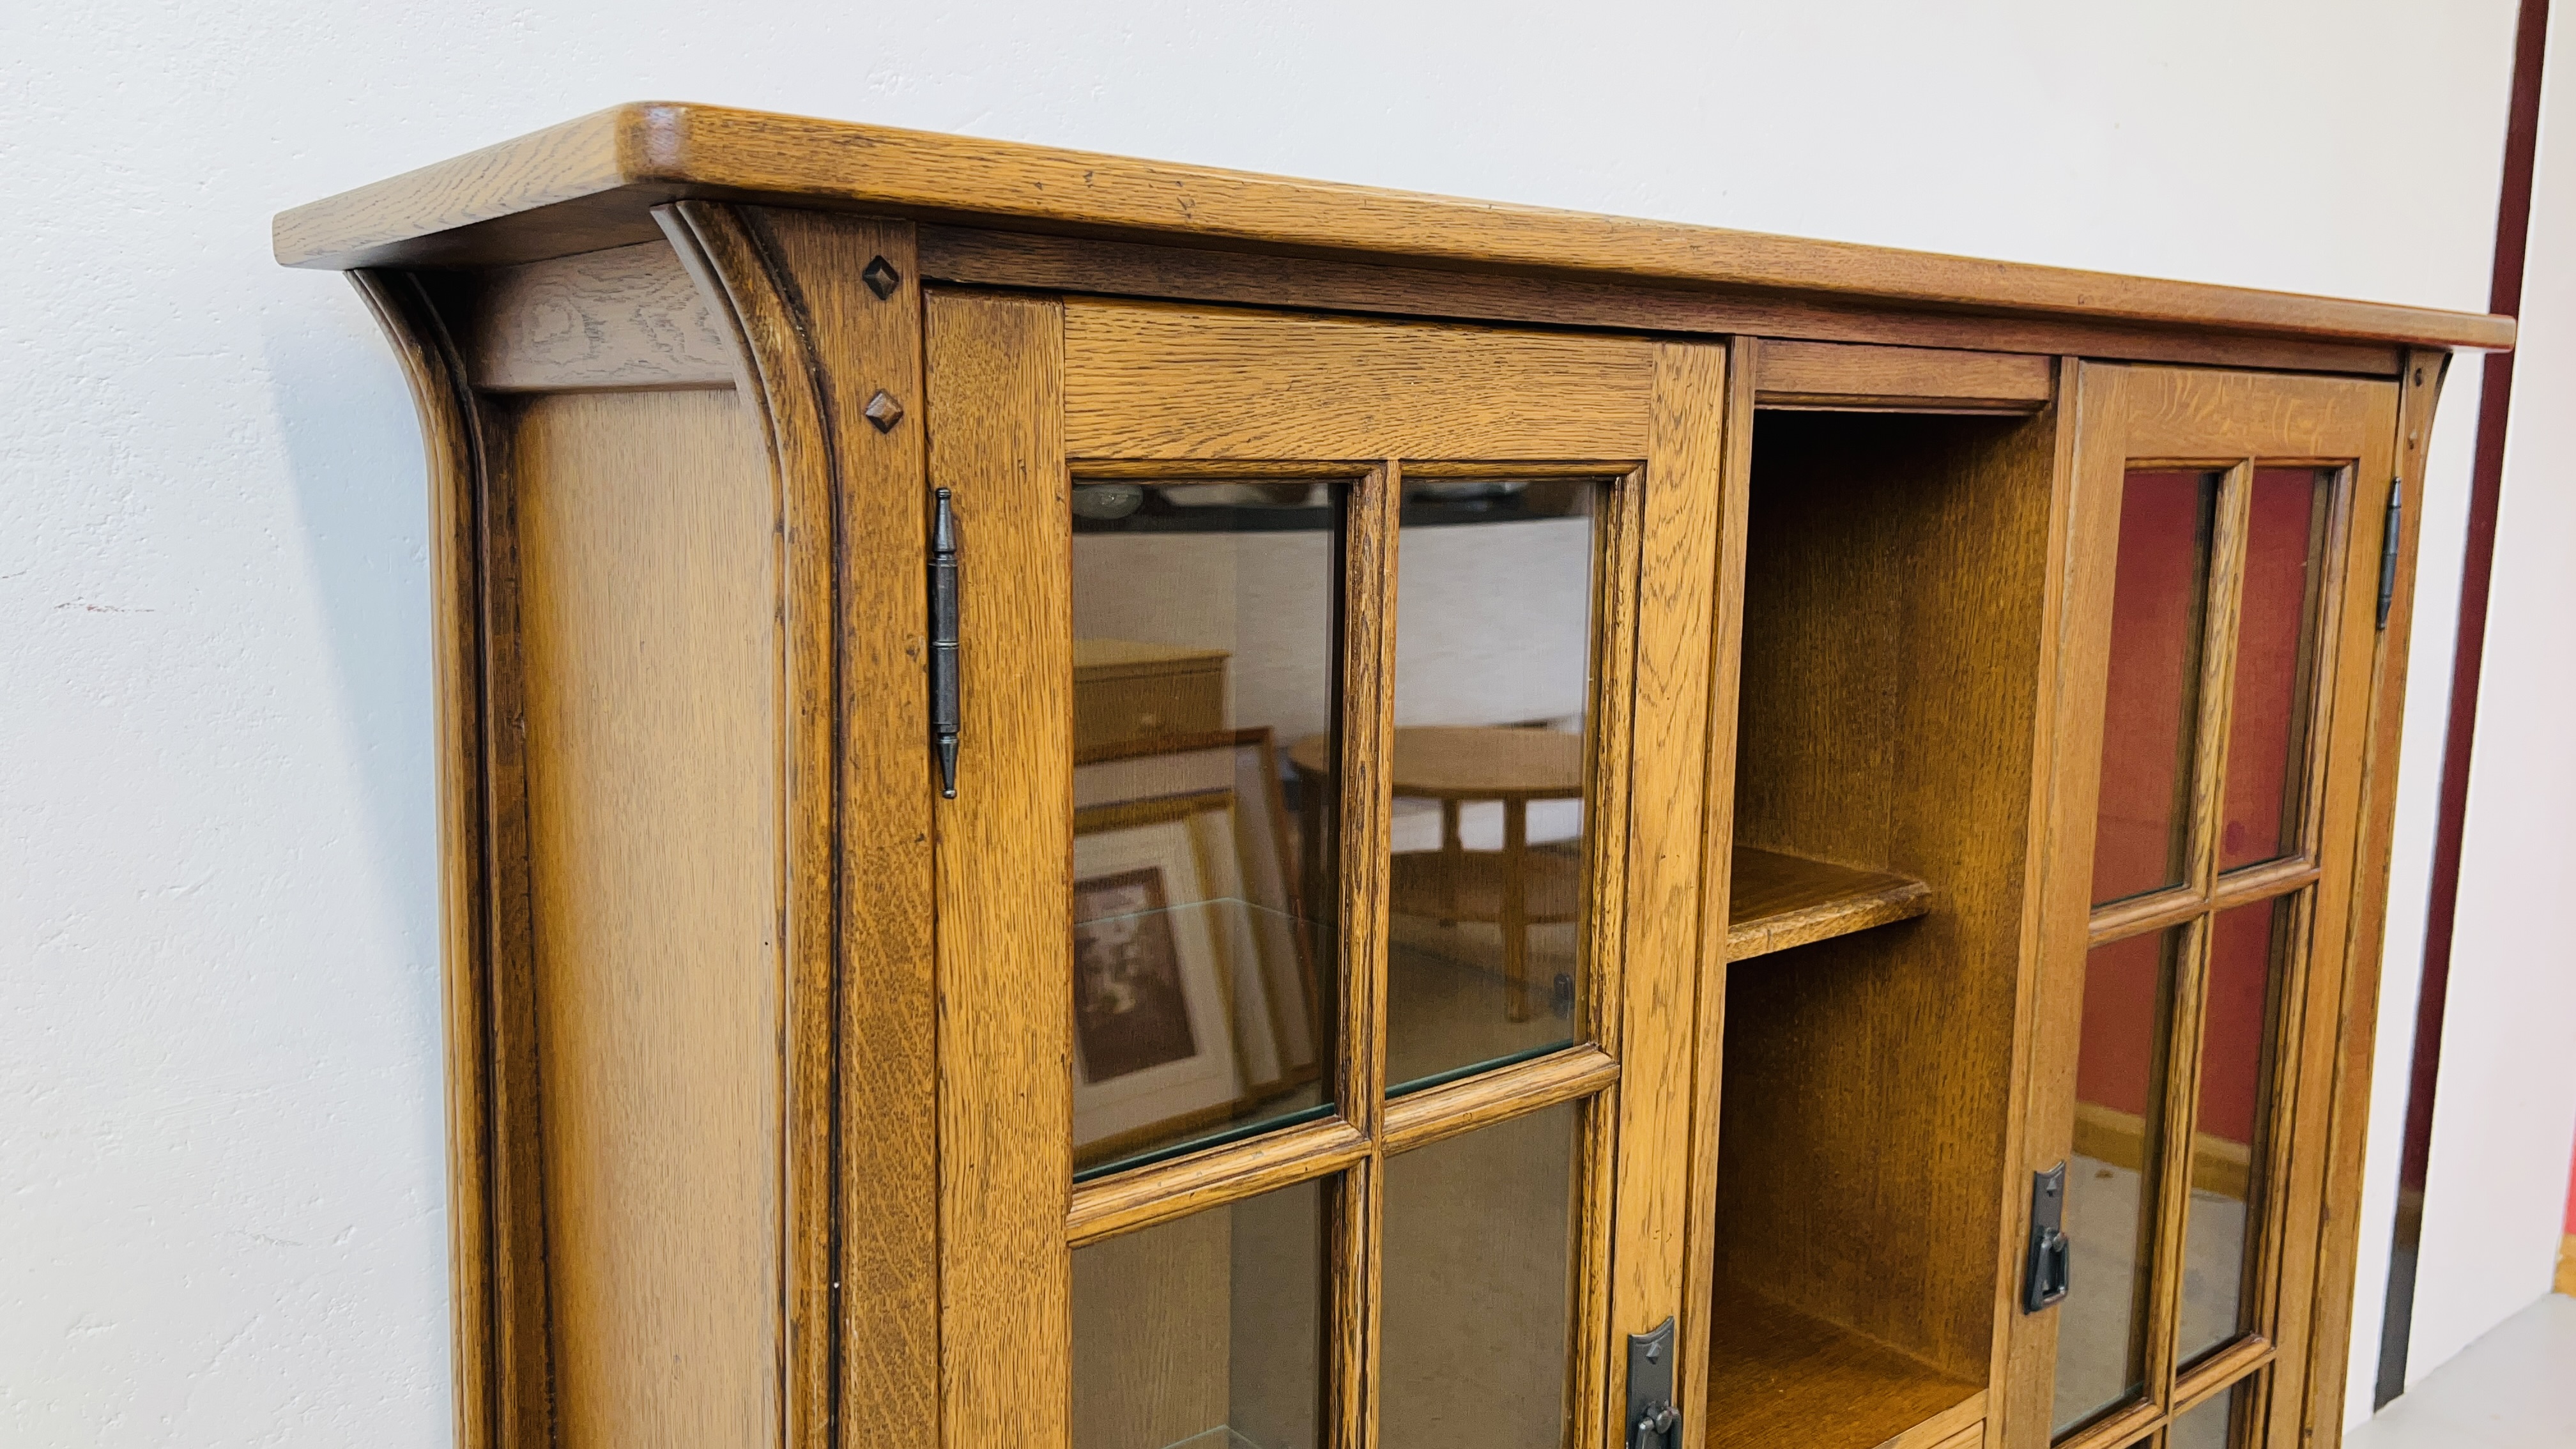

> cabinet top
[275,101,2512,352]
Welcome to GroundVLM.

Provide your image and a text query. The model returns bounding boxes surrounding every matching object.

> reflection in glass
[2169,1374,2257,1449]
[1374,479,1603,1094]
[2054,928,2180,1436]
[1071,482,1342,1178]
[1383,1102,1580,1447]
[2093,471,2218,905]
[2179,899,2287,1366]
[1072,1177,1326,1449]
[2221,470,2332,871]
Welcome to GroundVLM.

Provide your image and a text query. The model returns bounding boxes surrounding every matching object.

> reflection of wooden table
[1289,726,1584,1022]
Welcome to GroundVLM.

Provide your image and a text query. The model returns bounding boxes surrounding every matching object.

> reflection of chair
[1289,726,1584,1022]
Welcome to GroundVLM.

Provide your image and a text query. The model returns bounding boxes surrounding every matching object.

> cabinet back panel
[509,388,785,1448]
[1718,408,2058,1384]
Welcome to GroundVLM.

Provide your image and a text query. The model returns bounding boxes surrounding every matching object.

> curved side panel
[349,270,539,1449]
[656,201,938,1449]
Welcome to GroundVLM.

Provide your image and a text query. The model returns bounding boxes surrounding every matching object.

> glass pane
[1071,481,1342,1177]
[2168,1374,2258,1449]
[2220,470,2332,871]
[2055,928,2181,1436]
[1383,478,1603,1094]
[2178,898,2288,1365]
[1072,1176,1326,1449]
[2093,470,2218,905]
[1383,1101,1580,1448]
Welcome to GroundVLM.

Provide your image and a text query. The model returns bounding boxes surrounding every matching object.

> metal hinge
[2023,1162,2071,1312]
[930,487,961,798]
[2377,477,2403,631]
[1625,1316,1680,1449]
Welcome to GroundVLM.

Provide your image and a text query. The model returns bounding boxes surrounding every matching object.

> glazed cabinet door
[2009,365,2401,1449]
[924,293,1731,1449]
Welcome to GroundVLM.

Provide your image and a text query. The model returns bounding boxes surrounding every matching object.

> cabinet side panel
[509,388,784,1448]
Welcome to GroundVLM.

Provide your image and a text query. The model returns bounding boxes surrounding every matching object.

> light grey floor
[2349,1293,2576,1448]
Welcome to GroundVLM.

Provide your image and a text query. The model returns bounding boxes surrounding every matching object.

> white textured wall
[2398,28,2576,1386]
[0,3,2537,1443]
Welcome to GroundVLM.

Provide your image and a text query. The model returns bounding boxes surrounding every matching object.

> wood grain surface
[712,206,942,1449]
[274,103,2513,357]
[349,271,507,1449]
[656,201,877,1449]
[1062,300,1657,460]
[466,240,737,390]
[1671,335,1758,1449]
[510,387,783,1449]
[926,288,1073,1449]
[919,227,2412,379]
[1066,1119,1368,1248]
[1717,402,2060,1416]
[1700,1280,1984,1449]
[1756,340,2053,412]
[1380,1045,1620,1156]
[2006,362,2399,1449]
[470,335,553,1449]
[1724,844,1934,961]
[2000,362,2128,1449]
[1604,342,1726,1431]
[348,144,2451,1445]
[2300,349,2448,1448]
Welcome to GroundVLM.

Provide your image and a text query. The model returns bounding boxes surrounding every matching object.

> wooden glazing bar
[2144,914,2214,1409]
[1340,465,1399,1134]
[1568,1089,1615,1449]
[1328,1156,1379,1449]
[1065,1118,1370,1246]
[1379,1046,1621,1156]
[1582,470,1645,1061]
[2185,463,2255,899]
[2245,889,2319,1349]
[2170,1340,2273,1418]
[2057,1397,2162,1449]
[2087,862,2322,946]
[2280,465,2352,868]
[2211,855,2327,903]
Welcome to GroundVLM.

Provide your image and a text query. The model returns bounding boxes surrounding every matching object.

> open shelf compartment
[1702,405,2058,1449]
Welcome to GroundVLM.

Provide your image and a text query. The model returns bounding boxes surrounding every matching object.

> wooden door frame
[2005,363,2405,1449]
[926,290,1735,1449]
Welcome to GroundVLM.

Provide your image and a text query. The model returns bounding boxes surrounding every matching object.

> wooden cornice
[277,101,2515,353]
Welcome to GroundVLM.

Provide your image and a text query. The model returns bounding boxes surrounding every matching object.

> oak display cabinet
[277,103,2509,1449]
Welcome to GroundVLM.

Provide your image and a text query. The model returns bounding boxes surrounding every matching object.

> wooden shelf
[1703,1281,1984,1449]
[1725,845,1933,962]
